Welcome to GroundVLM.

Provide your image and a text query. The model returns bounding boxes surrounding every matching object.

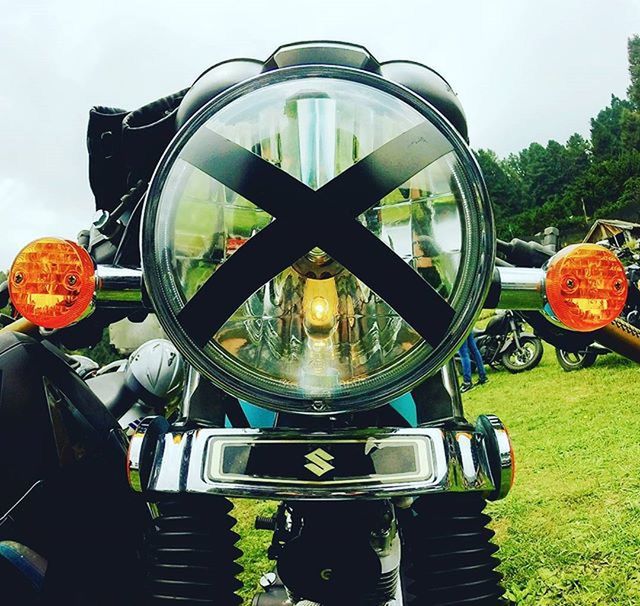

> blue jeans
[459,334,487,384]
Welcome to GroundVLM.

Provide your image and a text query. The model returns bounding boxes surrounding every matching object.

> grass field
[233,347,640,605]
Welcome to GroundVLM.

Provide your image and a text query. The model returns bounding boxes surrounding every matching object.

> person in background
[459,333,488,392]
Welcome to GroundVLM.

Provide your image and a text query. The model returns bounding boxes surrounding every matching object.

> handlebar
[2,238,640,367]
[496,237,555,268]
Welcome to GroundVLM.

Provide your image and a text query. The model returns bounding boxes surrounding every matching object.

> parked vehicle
[555,343,609,371]
[0,41,636,606]
[475,310,543,373]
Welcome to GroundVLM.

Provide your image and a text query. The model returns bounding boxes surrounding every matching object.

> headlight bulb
[302,278,338,338]
[300,278,340,394]
[310,297,330,322]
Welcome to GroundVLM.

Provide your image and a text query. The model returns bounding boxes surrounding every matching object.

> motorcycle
[0,41,638,606]
[474,310,543,373]
[555,343,609,371]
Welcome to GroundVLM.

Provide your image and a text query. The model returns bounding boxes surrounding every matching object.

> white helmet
[126,339,184,402]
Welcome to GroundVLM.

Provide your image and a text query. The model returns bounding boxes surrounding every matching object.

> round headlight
[143,66,494,414]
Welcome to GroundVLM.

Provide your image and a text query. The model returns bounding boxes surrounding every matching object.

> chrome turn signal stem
[93,263,549,315]
[94,265,145,309]
[488,266,546,310]
[94,264,550,315]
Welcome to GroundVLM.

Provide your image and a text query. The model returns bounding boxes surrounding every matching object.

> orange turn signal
[8,238,95,329]
[545,243,627,332]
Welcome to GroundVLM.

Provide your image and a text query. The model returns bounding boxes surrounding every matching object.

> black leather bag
[86,89,188,212]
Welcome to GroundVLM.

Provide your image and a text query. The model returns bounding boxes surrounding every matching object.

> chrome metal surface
[366,532,401,604]
[178,366,201,425]
[495,266,545,310]
[370,502,397,557]
[392,573,404,606]
[476,414,513,501]
[95,265,144,307]
[128,425,495,499]
[441,360,464,419]
[259,572,277,590]
[126,415,160,493]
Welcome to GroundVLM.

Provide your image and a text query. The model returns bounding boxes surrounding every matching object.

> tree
[628,35,640,108]
[621,108,640,151]
[513,142,549,204]
[475,34,640,238]
[476,150,527,212]
[564,133,591,178]
[590,95,634,159]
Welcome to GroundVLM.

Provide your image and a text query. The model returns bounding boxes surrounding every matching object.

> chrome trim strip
[442,361,464,419]
[129,425,496,499]
[126,419,147,493]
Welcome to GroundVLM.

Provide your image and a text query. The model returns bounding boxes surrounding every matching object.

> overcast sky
[0,0,638,269]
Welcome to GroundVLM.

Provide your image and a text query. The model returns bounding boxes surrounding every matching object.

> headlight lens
[143,67,494,413]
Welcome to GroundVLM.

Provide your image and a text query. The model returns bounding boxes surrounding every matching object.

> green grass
[232,347,640,604]
[466,348,640,605]
[233,499,276,603]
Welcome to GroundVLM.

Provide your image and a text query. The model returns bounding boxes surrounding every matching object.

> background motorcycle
[555,342,609,371]
[474,310,543,373]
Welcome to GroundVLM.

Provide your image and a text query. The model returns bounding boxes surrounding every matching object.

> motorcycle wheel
[555,348,598,372]
[399,493,508,605]
[143,495,243,605]
[500,337,543,373]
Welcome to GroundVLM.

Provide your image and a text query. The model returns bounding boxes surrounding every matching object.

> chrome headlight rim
[142,64,495,415]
